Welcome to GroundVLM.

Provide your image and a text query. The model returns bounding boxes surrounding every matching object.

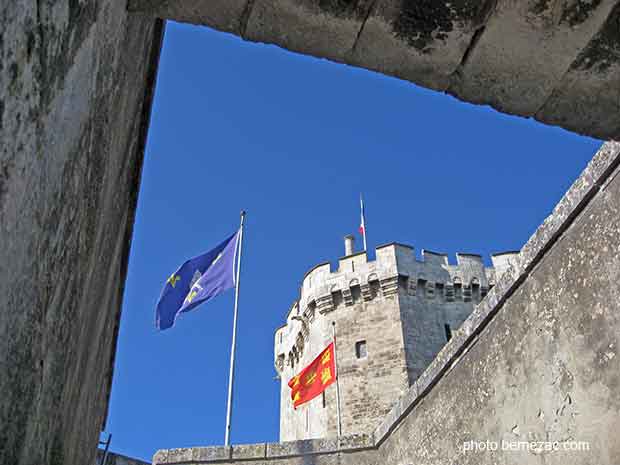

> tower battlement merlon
[290,243,521,319]
[490,251,520,278]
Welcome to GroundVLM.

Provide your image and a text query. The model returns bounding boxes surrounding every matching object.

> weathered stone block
[0,3,163,465]
[450,0,618,116]
[535,4,620,141]
[351,0,494,91]
[192,446,231,462]
[231,443,266,459]
[245,0,374,63]
[128,0,248,35]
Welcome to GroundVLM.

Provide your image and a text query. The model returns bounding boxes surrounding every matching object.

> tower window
[355,340,367,359]
[444,324,452,341]
[322,391,326,408]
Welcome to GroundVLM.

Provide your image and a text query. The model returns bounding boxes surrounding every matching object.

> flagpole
[360,194,367,252]
[225,210,246,446]
[331,322,343,438]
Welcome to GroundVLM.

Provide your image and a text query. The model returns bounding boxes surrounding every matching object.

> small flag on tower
[359,194,367,251]
[288,343,336,409]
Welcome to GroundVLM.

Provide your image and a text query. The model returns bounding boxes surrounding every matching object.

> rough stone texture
[129,0,620,139]
[0,3,162,465]
[127,0,248,35]
[245,0,375,64]
[154,142,620,464]
[449,0,619,116]
[535,3,620,140]
[274,242,506,441]
[351,0,495,91]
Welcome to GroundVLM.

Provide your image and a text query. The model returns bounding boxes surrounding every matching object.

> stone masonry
[0,3,163,465]
[275,236,518,441]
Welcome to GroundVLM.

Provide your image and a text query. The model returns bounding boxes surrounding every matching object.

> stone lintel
[127,1,620,138]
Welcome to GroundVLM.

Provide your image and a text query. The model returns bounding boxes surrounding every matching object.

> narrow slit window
[355,340,367,359]
[444,324,452,341]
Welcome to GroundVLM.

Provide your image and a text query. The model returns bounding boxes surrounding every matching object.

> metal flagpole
[332,322,343,438]
[225,210,246,446]
[360,194,367,252]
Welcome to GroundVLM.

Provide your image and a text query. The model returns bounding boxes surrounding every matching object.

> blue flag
[156,231,240,330]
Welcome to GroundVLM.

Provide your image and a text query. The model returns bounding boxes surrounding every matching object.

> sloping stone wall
[154,142,620,464]
[0,3,163,465]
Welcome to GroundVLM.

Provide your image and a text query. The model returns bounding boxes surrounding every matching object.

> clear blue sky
[105,21,601,461]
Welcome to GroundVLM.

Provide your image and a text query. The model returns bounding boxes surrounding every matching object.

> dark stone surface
[392,0,489,52]
[0,3,163,465]
[536,3,620,140]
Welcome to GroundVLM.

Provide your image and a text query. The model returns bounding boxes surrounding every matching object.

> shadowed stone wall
[0,3,162,465]
[154,142,620,464]
[129,0,620,140]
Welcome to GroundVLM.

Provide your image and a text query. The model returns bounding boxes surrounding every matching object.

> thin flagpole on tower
[225,210,246,446]
[332,322,343,438]
[359,194,367,252]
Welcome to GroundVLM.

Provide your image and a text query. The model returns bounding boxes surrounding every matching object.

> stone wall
[154,142,620,464]
[0,3,162,465]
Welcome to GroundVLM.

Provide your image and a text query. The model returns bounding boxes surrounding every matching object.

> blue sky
[104,21,601,461]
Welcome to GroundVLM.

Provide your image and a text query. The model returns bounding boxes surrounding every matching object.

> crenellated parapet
[274,242,519,375]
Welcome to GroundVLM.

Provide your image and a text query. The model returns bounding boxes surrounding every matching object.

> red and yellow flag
[288,343,336,409]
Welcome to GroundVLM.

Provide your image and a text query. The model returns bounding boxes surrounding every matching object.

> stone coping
[153,435,374,464]
[490,250,521,257]
[154,141,620,464]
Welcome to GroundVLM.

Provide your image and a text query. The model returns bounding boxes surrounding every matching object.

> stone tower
[274,237,517,441]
